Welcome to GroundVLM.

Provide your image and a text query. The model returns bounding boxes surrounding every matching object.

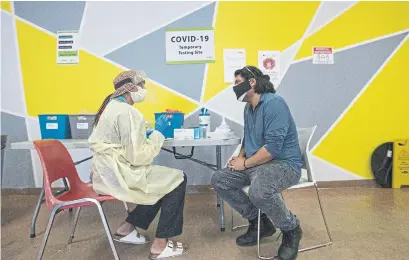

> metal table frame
[11,138,240,237]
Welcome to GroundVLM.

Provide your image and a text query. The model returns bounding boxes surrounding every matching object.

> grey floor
[1,187,409,260]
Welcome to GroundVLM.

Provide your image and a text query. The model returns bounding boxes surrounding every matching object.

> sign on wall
[312,47,334,64]
[165,27,215,64]
[57,30,79,65]
[258,50,281,85]
[223,49,246,83]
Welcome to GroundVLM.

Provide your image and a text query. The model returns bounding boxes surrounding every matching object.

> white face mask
[130,87,147,103]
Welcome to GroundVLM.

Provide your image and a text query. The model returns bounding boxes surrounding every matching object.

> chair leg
[36,206,60,260]
[314,183,333,244]
[68,207,81,244]
[282,186,332,253]
[297,184,333,253]
[231,207,249,231]
[123,202,129,214]
[256,209,275,260]
[31,186,45,238]
[93,201,120,260]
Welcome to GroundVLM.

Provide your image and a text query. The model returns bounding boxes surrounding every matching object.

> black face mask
[233,80,252,101]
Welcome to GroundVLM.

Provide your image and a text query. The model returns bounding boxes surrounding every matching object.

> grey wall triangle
[277,32,408,149]
[1,112,35,188]
[14,1,85,34]
[106,3,216,102]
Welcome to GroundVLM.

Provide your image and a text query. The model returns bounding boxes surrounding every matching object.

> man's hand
[229,156,239,164]
[228,157,246,171]
[228,156,242,167]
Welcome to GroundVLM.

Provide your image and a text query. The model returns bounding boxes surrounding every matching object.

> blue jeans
[211,160,300,231]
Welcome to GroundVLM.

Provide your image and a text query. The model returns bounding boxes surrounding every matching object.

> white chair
[231,126,332,259]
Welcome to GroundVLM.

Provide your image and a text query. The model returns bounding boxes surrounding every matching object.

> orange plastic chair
[33,140,120,260]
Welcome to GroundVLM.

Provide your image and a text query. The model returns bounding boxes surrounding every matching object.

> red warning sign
[313,47,334,64]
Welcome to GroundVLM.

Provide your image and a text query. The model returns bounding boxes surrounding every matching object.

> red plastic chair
[33,140,120,260]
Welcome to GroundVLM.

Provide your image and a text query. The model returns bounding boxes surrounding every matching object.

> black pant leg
[155,173,187,238]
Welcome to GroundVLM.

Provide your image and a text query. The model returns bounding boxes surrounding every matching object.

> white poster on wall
[223,49,246,83]
[258,50,281,84]
[165,27,215,64]
[57,30,79,64]
[312,47,334,64]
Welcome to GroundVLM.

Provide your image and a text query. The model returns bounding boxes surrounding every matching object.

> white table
[11,137,241,237]
[11,138,241,150]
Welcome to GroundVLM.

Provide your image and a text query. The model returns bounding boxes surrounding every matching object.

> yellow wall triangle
[296,2,409,60]
[1,1,12,13]
[313,38,409,179]
[16,20,197,121]
[204,1,319,102]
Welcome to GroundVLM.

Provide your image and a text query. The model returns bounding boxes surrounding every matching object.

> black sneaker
[278,225,303,260]
[236,213,276,247]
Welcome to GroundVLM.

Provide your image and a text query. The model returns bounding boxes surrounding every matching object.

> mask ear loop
[244,66,256,79]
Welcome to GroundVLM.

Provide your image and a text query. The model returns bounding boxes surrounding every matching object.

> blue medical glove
[155,114,170,136]
[146,129,154,139]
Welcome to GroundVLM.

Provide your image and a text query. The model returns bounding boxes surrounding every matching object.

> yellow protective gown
[88,99,184,205]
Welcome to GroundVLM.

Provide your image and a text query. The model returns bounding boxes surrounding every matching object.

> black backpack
[371,142,393,188]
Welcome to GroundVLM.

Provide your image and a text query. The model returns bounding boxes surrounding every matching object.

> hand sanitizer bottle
[199,108,210,138]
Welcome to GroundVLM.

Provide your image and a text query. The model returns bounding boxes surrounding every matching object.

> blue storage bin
[38,114,71,139]
[154,112,184,139]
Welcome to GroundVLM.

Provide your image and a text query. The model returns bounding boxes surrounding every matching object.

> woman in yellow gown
[89,70,187,259]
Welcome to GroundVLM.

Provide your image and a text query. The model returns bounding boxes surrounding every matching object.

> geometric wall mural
[1,1,409,188]
[278,32,408,148]
[79,1,212,56]
[1,10,26,116]
[295,1,409,60]
[14,1,85,34]
[204,1,321,102]
[106,3,216,102]
[314,38,409,179]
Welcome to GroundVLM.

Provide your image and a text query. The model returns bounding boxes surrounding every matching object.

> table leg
[216,146,225,232]
[30,186,45,238]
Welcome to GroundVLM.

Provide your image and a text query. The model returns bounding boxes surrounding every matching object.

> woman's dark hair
[234,66,276,94]
[93,94,112,126]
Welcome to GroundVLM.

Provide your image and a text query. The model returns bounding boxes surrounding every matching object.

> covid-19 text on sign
[165,28,215,64]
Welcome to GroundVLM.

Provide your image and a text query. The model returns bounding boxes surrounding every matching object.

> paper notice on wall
[258,51,280,84]
[57,30,79,64]
[312,47,334,64]
[223,49,246,83]
[165,27,215,64]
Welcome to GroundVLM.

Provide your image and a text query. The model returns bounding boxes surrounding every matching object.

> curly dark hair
[234,66,275,94]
